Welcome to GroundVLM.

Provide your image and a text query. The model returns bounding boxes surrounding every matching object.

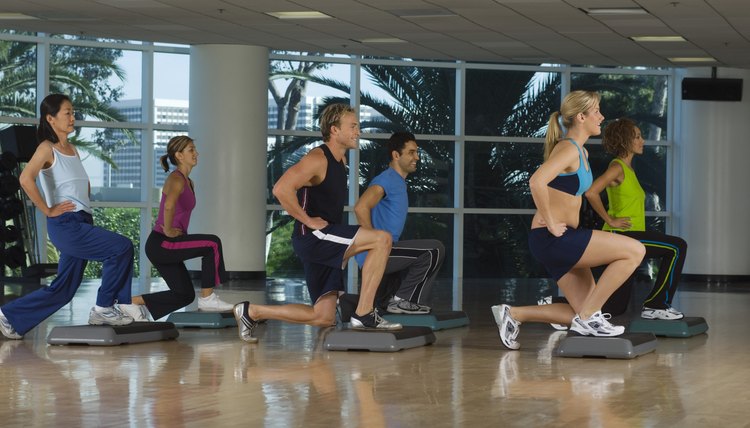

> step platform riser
[556,332,657,359]
[383,311,470,331]
[166,311,237,329]
[47,322,179,346]
[628,316,709,338]
[324,326,436,352]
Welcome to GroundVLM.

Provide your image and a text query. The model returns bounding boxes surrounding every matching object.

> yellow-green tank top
[603,158,646,232]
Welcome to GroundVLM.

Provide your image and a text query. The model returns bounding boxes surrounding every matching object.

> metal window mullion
[346,56,362,293]
[453,61,466,311]
[139,43,155,291]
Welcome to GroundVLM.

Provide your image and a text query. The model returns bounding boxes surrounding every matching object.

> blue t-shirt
[355,167,408,267]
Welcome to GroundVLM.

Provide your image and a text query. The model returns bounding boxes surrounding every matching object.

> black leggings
[144,231,228,319]
[603,230,688,315]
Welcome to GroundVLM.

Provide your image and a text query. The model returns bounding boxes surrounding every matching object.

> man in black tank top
[232,104,401,342]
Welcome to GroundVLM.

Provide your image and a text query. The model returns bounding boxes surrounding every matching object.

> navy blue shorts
[528,227,593,280]
[292,224,359,303]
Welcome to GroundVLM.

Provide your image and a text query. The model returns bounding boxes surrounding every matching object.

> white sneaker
[198,293,234,312]
[387,297,431,314]
[491,304,521,350]
[118,303,151,322]
[350,309,402,330]
[641,306,684,320]
[88,306,134,326]
[570,311,625,337]
[0,312,22,339]
[537,296,568,330]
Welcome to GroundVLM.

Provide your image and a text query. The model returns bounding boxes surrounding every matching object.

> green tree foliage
[1,37,138,279]
[84,207,141,278]
[266,62,669,279]
[0,38,133,167]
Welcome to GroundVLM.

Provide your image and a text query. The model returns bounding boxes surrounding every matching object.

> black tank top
[293,144,348,236]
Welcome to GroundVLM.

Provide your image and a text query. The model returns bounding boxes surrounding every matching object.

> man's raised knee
[375,229,392,249]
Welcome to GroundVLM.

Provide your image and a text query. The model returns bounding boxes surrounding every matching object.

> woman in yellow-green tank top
[585,118,688,320]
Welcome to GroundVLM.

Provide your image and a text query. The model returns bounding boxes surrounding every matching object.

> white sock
[95,305,111,312]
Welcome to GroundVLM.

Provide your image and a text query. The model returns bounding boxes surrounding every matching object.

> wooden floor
[1,278,748,427]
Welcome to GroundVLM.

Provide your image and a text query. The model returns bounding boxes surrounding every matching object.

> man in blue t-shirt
[354,132,445,314]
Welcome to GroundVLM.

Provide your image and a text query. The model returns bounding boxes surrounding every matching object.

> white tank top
[38,147,92,214]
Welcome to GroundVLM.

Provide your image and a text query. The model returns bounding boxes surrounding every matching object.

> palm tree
[0,39,133,166]
[265,62,669,279]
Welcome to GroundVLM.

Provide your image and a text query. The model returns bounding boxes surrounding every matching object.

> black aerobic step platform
[383,310,470,331]
[47,322,179,346]
[555,332,657,359]
[627,316,708,338]
[166,311,237,328]
[324,326,436,352]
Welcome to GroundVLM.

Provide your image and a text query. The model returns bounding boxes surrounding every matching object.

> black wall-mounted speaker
[0,125,38,163]
[682,78,743,101]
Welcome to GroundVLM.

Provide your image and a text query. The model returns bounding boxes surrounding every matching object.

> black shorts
[292,224,359,303]
[528,227,592,280]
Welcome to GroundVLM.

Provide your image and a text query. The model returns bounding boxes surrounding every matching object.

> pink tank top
[153,170,196,234]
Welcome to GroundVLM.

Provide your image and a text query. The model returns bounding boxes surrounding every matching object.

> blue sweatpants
[2,211,134,335]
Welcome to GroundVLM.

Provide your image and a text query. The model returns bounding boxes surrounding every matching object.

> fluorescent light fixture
[583,7,648,15]
[395,9,456,18]
[265,11,331,19]
[631,36,686,42]
[668,57,716,63]
[0,13,39,20]
[358,38,406,44]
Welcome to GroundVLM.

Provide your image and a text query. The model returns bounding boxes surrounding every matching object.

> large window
[266,54,674,302]
[0,32,189,280]
[0,40,37,118]
[0,33,675,298]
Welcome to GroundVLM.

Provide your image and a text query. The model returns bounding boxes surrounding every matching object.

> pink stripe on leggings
[161,239,221,286]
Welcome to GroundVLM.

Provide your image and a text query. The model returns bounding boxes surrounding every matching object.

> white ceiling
[2,0,750,68]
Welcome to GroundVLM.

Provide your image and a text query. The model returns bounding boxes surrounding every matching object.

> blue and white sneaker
[641,306,684,320]
[233,301,260,343]
[570,311,624,337]
[491,304,521,350]
[88,306,134,326]
[117,303,151,322]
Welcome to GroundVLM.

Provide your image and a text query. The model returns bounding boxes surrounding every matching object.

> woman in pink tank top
[118,136,235,321]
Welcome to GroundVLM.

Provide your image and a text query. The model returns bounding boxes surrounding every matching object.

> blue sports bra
[547,139,592,196]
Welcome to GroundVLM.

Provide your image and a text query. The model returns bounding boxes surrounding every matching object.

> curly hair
[386,131,416,161]
[602,118,638,158]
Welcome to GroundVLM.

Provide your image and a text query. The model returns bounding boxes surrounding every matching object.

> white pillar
[677,67,750,275]
[189,45,268,276]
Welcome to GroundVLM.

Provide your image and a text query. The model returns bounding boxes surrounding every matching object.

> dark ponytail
[37,94,71,144]
[160,154,171,172]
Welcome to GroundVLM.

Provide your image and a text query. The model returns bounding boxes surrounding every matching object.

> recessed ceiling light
[265,11,331,19]
[583,7,649,15]
[357,38,406,44]
[0,13,38,20]
[631,36,686,42]
[668,57,716,63]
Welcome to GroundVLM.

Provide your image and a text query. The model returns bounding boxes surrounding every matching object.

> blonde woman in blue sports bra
[491,90,646,350]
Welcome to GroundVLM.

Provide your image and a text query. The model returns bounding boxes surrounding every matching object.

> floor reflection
[0,278,748,426]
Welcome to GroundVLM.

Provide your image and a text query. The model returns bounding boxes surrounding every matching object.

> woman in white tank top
[0,94,136,339]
